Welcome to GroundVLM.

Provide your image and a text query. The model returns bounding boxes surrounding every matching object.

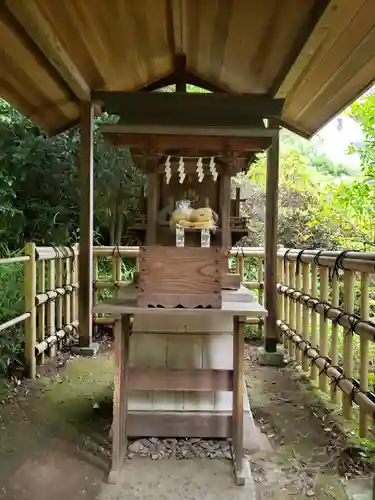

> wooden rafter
[274,0,341,99]
[5,0,90,101]
[270,0,331,96]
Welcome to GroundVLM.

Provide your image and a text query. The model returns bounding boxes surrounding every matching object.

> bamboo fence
[4,244,375,439]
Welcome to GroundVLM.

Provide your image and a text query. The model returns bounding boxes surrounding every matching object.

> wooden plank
[264,122,280,352]
[138,246,224,309]
[127,412,232,438]
[232,316,245,485]
[78,102,94,347]
[128,368,233,391]
[104,132,271,153]
[109,315,130,484]
[92,91,285,122]
[222,273,241,290]
[93,299,268,317]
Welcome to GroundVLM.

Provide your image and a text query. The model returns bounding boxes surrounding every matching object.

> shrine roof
[1,1,374,137]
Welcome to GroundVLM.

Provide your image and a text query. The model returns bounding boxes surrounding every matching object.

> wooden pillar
[264,123,280,352]
[146,171,158,245]
[220,171,231,249]
[78,102,94,347]
[232,315,245,485]
[108,314,131,484]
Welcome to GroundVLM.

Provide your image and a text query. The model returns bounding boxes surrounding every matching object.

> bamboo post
[277,256,284,324]
[359,272,370,437]
[71,244,78,324]
[288,260,296,358]
[56,259,63,340]
[37,260,46,365]
[65,257,71,328]
[238,254,245,282]
[319,266,329,393]
[112,253,121,300]
[47,260,56,358]
[283,259,289,350]
[93,254,98,313]
[295,264,302,365]
[343,270,355,420]
[24,243,37,378]
[301,262,310,372]
[330,273,340,404]
[257,258,263,337]
[310,262,318,383]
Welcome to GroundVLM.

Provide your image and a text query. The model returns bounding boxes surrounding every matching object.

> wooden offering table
[93,289,267,486]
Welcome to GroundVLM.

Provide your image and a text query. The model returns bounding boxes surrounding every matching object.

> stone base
[71,342,100,357]
[257,345,285,367]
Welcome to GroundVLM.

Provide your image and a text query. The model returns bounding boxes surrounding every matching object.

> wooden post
[78,102,94,348]
[220,171,232,249]
[146,171,158,245]
[108,314,131,484]
[264,123,279,352]
[24,242,37,378]
[232,315,245,485]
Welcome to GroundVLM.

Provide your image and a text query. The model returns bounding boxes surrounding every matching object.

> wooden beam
[186,72,227,93]
[220,172,232,249]
[93,91,285,123]
[270,0,331,96]
[5,0,90,101]
[102,124,275,139]
[264,121,280,352]
[127,412,232,438]
[109,315,130,484]
[139,73,175,92]
[78,102,94,347]
[175,54,187,92]
[146,171,158,244]
[103,132,272,153]
[232,316,245,485]
[128,368,233,391]
[275,0,340,99]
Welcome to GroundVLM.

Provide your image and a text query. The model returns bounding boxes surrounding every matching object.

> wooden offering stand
[96,124,269,485]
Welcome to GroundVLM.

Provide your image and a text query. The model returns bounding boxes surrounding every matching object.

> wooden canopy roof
[1,0,374,137]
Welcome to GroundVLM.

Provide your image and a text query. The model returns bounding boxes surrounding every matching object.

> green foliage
[0,100,144,249]
[0,250,24,375]
[242,146,354,248]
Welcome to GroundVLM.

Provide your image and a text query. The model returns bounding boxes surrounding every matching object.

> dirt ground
[0,341,372,500]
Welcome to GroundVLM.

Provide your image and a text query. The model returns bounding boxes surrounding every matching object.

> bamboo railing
[25,243,79,377]
[5,244,375,439]
[276,248,375,439]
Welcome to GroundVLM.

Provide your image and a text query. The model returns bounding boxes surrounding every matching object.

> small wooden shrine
[102,112,273,309]
[94,94,280,484]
